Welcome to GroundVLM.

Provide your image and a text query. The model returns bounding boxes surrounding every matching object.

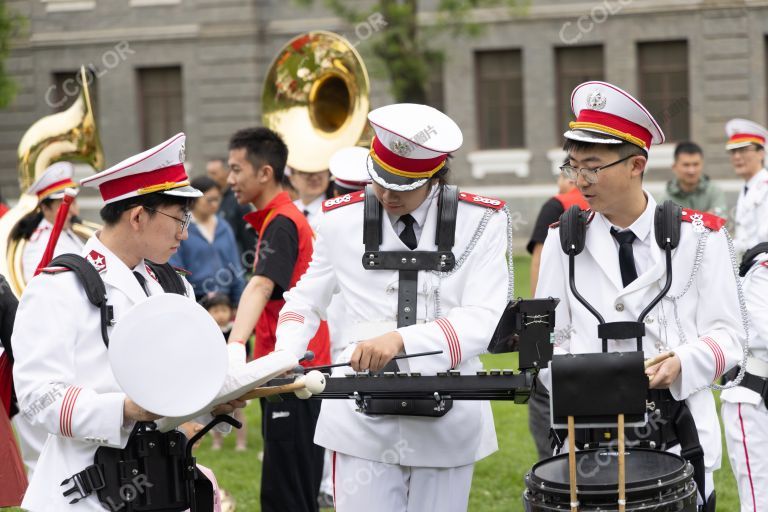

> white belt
[746,356,768,379]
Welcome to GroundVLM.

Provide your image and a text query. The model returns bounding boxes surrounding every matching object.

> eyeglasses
[559,154,636,185]
[143,206,192,233]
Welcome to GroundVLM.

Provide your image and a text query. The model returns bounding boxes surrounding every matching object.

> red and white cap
[81,133,201,204]
[27,161,77,201]
[725,118,768,150]
[565,81,665,151]
[329,146,371,192]
[367,103,462,191]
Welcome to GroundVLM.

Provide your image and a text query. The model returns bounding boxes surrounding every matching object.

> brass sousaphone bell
[262,31,371,172]
[0,66,104,296]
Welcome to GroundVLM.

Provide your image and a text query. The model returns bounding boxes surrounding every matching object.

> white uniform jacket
[12,235,197,511]
[722,252,768,407]
[275,190,510,468]
[536,194,745,472]
[22,218,84,282]
[734,168,768,256]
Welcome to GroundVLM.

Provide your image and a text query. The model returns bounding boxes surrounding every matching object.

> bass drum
[523,448,697,511]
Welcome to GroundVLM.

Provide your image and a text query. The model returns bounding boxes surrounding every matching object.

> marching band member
[225,127,330,512]
[274,103,513,511]
[727,119,768,256]
[12,133,242,511]
[536,82,745,511]
[288,164,333,231]
[721,244,768,512]
[11,161,84,283]
[9,161,84,477]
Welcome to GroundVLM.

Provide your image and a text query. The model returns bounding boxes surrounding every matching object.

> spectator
[207,157,256,270]
[658,141,726,217]
[288,166,333,231]
[170,176,245,304]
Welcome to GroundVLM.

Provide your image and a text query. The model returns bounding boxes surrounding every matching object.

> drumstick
[238,370,326,400]
[618,413,626,512]
[304,350,443,373]
[643,351,674,370]
[567,416,579,512]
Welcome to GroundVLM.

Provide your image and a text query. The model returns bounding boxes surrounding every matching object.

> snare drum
[523,448,697,511]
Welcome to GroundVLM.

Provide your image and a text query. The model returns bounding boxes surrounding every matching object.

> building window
[555,45,604,141]
[475,50,524,149]
[638,41,689,142]
[426,59,444,113]
[137,66,183,148]
[49,69,98,113]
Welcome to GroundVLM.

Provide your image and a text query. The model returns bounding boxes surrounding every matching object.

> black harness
[51,254,231,511]
[556,201,708,504]
[359,184,458,417]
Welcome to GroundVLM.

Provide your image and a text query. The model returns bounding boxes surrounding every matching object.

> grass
[3,256,740,511]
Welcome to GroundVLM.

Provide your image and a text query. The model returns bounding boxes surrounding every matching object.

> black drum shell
[522,448,697,511]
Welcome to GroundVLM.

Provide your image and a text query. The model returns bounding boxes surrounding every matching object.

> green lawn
[3,256,741,511]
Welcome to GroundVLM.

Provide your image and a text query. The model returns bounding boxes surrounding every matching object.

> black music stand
[487,298,559,370]
[550,352,648,512]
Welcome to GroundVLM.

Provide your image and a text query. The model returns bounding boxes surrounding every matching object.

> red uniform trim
[371,136,447,175]
[36,178,77,199]
[322,191,366,212]
[41,266,71,274]
[574,109,653,150]
[681,208,726,231]
[458,192,505,210]
[738,403,758,512]
[760,261,768,268]
[701,337,724,380]
[98,163,187,202]
[60,386,81,437]
[729,133,766,146]
[436,317,461,369]
[277,312,305,326]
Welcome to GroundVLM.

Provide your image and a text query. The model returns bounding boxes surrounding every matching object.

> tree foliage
[295,0,528,104]
[0,3,23,109]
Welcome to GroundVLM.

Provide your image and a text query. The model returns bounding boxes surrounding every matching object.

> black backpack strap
[435,185,458,252]
[739,242,768,277]
[48,254,113,347]
[145,261,187,296]
[363,184,382,252]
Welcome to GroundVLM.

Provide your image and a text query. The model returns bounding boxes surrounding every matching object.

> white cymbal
[109,294,228,417]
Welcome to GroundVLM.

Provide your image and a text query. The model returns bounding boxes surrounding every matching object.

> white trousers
[332,451,474,512]
[723,401,768,512]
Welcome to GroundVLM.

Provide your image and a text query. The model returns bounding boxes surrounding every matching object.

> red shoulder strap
[322,191,366,212]
[549,209,594,229]
[40,266,72,275]
[681,208,726,231]
[458,191,505,210]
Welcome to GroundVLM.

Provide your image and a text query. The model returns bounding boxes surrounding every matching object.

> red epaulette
[458,191,505,210]
[549,209,594,229]
[172,266,191,277]
[681,208,726,231]
[40,266,71,275]
[322,191,366,212]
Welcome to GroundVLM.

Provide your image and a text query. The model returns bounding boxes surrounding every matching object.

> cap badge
[586,90,607,111]
[389,140,412,157]
[179,143,186,162]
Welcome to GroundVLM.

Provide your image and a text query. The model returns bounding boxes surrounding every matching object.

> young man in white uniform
[12,133,242,511]
[536,82,745,511]
[273,104,513,511]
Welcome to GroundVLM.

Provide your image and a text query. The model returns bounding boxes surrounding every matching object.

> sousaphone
[0,66,104,296]
[262,31,371,172]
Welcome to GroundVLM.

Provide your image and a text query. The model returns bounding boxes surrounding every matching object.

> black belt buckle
[61,464,106,504]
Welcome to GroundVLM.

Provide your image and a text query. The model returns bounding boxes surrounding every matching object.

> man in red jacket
[226,127,330,512]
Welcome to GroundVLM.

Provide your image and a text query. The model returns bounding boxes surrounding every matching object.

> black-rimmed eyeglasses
[143,206,192,233]
[559,154,635,185]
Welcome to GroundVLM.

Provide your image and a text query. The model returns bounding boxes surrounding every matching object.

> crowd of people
[0,79,766,512]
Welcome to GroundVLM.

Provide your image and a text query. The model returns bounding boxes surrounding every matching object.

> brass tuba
[0,66,104,296]
[262,31,370,172]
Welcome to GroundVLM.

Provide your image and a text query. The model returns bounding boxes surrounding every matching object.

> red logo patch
[86,250,107,272]
[458,192,505,210]
[681,209,726,232]
[322,191,366,212]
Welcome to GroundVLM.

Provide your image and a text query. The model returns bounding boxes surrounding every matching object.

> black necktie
[303,209,310,217]
[743,185,749,196]
[610,227,638,287]
[398,214,417,250]
[133,271,150,296]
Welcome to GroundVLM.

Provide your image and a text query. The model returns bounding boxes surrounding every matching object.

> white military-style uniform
[293,195,325,231]
[12,235,199,511]
[733,168,768,256]
[537,193,745,488]
[721,251,768,512]
[275,188,510,511]
[21,217,84,282]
